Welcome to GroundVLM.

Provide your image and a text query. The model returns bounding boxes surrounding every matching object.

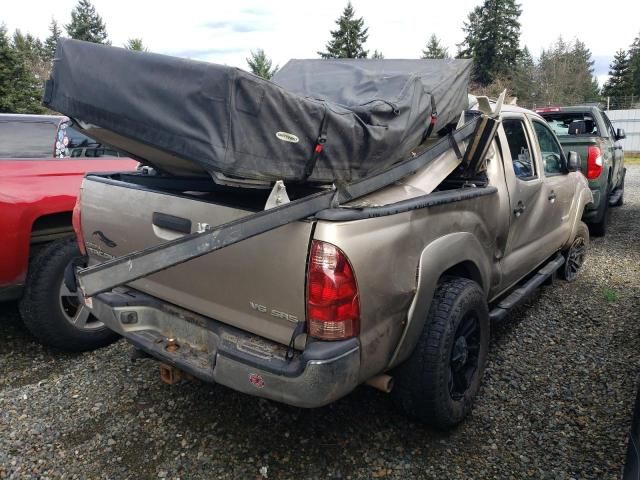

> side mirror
[616,128,626,140]
[566,151,580,172]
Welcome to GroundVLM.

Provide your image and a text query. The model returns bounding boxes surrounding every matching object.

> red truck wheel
[19,237,119,351]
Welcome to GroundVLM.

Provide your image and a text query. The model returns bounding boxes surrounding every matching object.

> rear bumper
[90,289,361,408]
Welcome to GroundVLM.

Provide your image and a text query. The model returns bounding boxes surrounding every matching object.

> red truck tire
[19,237,119,351]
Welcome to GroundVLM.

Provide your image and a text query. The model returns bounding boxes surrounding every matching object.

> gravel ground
[1,168,640,480]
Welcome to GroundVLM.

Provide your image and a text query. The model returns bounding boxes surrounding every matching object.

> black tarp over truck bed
[43,39,472,184]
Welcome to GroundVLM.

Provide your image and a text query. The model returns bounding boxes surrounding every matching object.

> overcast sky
[4,0,640,86]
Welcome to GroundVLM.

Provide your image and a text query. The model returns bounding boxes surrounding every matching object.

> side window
[503,118,537,180]
[532,120,564,175]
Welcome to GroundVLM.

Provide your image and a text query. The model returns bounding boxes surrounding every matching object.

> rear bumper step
[89,289,361,408]
[489,254,565,322]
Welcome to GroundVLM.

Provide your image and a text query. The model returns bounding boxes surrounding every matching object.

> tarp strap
[421,95,438,143]
[285,321,306,361]
[303,105,329,180]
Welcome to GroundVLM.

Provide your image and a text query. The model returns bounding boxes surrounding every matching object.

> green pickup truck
[537,106,626,236]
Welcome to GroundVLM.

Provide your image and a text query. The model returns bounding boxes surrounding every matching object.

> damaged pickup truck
[47,40,592,428]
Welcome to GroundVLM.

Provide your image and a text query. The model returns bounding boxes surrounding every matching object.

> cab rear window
[0,120,57,158]
[540,113,599,136]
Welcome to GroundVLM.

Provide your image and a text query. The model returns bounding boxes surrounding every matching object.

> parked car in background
[536,106,626,236]
[73,105,592,428]
[0,113,137,351]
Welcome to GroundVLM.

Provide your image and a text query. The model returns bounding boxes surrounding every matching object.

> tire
[19,237,119,352]
[588,187,609,237]
[391,277,490,429]
[559,222,589,282]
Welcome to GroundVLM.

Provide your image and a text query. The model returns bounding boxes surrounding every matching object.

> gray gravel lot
[2,167,640,480]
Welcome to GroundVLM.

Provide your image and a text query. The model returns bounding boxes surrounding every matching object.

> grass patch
[602,288,619,302]
[626,154,640,165]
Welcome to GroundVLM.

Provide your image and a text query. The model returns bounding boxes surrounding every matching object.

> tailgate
[80,176,313,346]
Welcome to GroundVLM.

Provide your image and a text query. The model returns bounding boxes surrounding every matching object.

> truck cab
[536,106,626,236]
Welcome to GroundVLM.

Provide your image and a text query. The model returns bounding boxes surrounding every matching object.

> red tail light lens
[586,146,603,179]
[307,240,360,341]
[72,190,86,256]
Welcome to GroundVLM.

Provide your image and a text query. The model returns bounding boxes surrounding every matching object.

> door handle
[152,212,192,234]
[548,191,557,203]
[513,201,526,217]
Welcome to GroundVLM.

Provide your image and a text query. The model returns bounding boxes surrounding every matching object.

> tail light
[586,146,603,179]
[72,190,86,256]
[307,240,360,341]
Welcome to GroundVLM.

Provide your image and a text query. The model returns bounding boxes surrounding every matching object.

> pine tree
[421,34,449,59]
[602,50,631,99]
[458,0,522,85]
[0,25,44,113]
[511,45,536,105]
[628,33,640,97]
[66,0,109,44]
[371,49,384,59]
[125,38,147,51]
[246,49,278,79]
[43,19,62,60]
[538,37,600,105]
[318,2,369,59]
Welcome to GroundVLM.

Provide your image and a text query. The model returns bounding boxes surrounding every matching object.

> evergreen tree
[602,49,631,99]
[0,25,44,113]
[511,45,537,105]
[125,38,147,51]
[371,49,384,59]
[628,33,640,97]
[458,0,522,85]
[246,49,278,79]
[421,34,449,59]
[318,2,368,59]
[12,30,48,91]
[538,37,600,105]
[66,0,109,44]
[43,19,62,60]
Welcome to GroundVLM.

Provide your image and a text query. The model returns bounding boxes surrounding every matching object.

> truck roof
[535,105,600,114]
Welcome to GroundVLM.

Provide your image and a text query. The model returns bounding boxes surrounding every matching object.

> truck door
[530,118,575,244]
[499,115,559,288]
[602,111,624,187]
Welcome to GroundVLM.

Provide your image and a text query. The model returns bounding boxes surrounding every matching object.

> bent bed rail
[76,114,499,297]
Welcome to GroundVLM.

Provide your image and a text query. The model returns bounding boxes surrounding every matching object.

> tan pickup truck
[71,104,591,428]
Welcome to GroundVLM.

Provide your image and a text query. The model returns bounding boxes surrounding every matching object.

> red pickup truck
[0,113,137,350]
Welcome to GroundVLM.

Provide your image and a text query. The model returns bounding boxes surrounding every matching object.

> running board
[489,254,565,322]
[76,114,498,298]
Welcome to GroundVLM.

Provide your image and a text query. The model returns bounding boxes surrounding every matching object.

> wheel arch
[387,232,492,369]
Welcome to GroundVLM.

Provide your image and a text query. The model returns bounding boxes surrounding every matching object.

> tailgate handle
[152,212,192,234]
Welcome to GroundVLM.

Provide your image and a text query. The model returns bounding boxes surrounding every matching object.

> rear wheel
[19,237,119,351]
[559,222,589,282]
[391,277,489,429]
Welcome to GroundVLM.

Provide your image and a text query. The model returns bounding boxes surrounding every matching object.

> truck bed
[80,173,315,348]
